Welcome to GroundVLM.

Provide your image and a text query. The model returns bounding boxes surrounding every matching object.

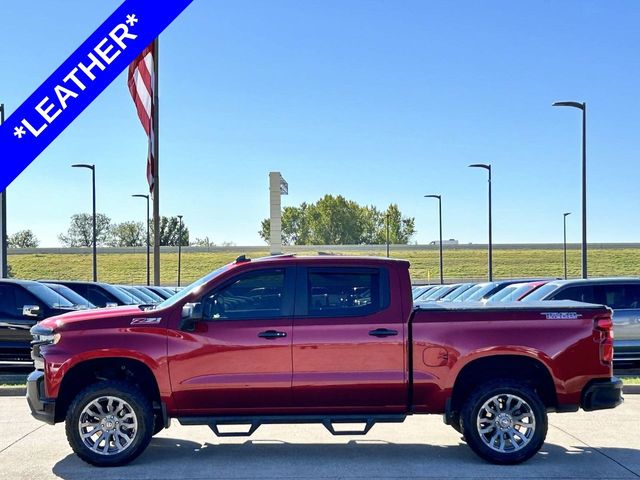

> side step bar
[177,414,407,437]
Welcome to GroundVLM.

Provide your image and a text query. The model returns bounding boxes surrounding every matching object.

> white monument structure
[269,171,288,255]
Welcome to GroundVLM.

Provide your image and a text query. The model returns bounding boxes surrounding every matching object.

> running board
[177,414,407,437]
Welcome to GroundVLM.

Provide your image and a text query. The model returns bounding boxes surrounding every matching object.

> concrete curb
[623,384,640,395]
[0,387,25,397]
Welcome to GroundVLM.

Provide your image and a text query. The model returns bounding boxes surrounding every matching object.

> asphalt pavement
[1,395,639,480]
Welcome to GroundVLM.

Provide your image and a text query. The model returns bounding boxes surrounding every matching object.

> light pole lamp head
[132,194,149,200]
[424,194,441,200]
[71,163,95,170]
[553,101,585,110]
[468,163,491,171]
[564,212,572,217]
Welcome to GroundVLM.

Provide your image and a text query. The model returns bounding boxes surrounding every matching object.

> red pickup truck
[27,255,622,467]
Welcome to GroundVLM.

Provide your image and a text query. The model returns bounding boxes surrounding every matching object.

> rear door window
[305,268,388,317]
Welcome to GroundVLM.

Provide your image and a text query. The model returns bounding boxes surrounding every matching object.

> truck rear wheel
[460,379,547,464]
[65,381,154,467]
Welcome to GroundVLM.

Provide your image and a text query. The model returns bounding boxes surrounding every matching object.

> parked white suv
[522,278,640,364]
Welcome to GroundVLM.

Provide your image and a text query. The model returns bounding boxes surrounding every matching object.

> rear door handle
[369,328,398,338]
[258,330,287,339]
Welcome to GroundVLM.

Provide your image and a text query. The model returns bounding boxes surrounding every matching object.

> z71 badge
[541,312,582,320]
[130,317,162,325]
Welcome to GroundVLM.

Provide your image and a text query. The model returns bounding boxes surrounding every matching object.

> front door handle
[368,328,398,338]
[258,330,287,339]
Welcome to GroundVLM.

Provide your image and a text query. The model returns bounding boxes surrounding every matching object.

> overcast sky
[1,1,639,246]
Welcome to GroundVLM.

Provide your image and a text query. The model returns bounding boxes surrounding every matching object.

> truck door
[168,267,295,414]
[291,266,407,411]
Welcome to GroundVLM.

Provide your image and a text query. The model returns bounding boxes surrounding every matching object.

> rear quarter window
[550,285,599,304]
[594,284,640,310]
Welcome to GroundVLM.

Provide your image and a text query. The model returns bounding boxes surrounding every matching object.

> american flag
[128,42,156,193]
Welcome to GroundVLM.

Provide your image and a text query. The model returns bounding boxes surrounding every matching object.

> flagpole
[0,104,7,279]
[152,38,160,285]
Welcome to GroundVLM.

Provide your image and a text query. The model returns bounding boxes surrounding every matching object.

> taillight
[594,315,614,365]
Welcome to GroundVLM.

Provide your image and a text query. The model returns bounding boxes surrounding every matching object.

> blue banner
[0,0,193,191]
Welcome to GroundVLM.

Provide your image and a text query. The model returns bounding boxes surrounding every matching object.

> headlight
[30,325,61,346]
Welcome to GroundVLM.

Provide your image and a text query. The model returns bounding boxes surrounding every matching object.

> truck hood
[38,305,154,331]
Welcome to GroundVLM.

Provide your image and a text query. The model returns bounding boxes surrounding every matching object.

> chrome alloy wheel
[78,395,138,455]
[476,393,536,453]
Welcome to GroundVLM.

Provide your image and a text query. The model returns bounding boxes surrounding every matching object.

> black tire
[65,381,154,467]
[460,379,548,465]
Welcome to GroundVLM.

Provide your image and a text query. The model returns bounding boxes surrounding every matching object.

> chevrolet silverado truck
[27,255,622,467]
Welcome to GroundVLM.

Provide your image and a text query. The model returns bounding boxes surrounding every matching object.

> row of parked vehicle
[413,277,640,364]
[0,279,180,362]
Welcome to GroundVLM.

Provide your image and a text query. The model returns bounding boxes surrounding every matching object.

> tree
[108,221,145,247]
[306,195,364,244]
[58,213,112,247]
[383,204,416,244]
[8,229,39,248]
[259,195,416,245]
[259,203,311,246]
[152,216,189,246]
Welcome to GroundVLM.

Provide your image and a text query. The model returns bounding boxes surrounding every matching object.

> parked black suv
[41,280,137,308]
[0,279,79,362]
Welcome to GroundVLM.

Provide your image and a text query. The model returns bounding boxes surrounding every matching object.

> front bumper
[581,377,623,412]
[26,370,56,425]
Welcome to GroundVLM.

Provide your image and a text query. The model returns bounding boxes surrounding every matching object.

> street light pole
[424,195,443,284]
[72,164,97,282]
[177,215,183,287]
[469,164,492,281]
[385,213,390,258]
[563,212,571,280]
[132,194,150,285]
[553,101,587,279]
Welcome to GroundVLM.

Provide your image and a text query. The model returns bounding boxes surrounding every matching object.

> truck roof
[246,254,411,267]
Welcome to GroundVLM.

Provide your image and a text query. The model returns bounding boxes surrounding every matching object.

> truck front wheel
[65,381,154,467]
[460,379,548,464]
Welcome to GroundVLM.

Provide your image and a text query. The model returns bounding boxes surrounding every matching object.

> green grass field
[8,247,640,285]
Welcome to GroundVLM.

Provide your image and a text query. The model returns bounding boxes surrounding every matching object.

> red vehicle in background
[27,255,622,467]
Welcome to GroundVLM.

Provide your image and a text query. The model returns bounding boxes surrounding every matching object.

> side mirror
[180,302,202,332]
[22,305,41,318]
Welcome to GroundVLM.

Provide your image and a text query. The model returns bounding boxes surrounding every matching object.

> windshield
[45,283,95,308]
[521,282,561,302]
[452,284,483,302]
[465,282,498,302]
[136,287,163,302]
[440,283,474,301]
[419,285,446,301]
[500,283,542,302]
[118,286,153,304]
[431,285,458,301]
[25,283,75,309]
[156,264,232,309]
[100,283,138,305]
[486,285,519,303]
[412,286,433,300]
